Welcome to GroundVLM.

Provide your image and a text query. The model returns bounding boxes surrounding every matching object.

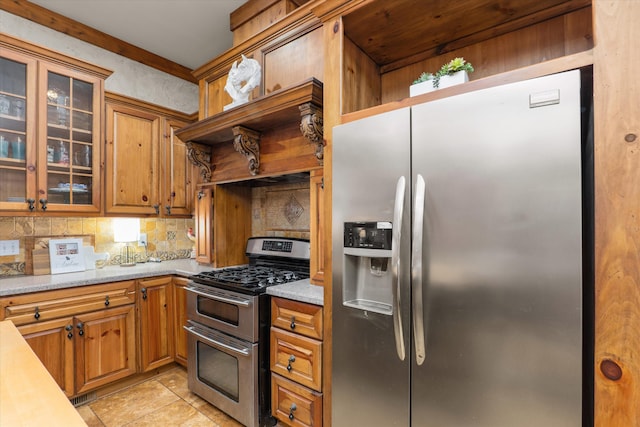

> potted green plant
[433,57,474,89]
[410,57,474,97]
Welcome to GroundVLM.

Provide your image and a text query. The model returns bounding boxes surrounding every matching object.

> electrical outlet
[138,233,147,247]
[0,240,20,256]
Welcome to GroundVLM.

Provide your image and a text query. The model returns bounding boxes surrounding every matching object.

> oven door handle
[184,325,250,357]
[185,286,252,307]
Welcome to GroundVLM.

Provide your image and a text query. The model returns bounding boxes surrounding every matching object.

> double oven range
[185,237,310,427]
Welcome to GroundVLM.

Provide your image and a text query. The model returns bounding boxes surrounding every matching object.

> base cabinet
[2,281,136,398]
[18,317,75,396]
[74,304,137,394]
[172,276,189,367]
[270,297,323,426]
[137,276,175,372]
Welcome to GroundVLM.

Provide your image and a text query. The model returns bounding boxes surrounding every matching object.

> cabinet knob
[165,205,171,216]
[290,316,296,330]
[77,322,84,336]
[287,354,296,372]
[141,288,147,300]
[39,198,48,211]
[289,403,297,420]
[66,325,73,339]
[197,191,204,200]
[27,198,36,211]
[153,204,160,215]
[34,307,40,320]
[104,295,110,306]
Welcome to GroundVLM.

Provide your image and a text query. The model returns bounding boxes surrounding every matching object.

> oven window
[197,295,239,326]
[197,341,239,401]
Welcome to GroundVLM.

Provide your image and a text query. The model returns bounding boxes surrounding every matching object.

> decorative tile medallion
[284,194,304,225]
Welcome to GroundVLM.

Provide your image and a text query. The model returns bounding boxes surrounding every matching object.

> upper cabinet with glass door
[0,34,111,214]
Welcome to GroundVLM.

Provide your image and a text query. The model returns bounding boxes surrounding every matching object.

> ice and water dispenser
[342,221,394,315]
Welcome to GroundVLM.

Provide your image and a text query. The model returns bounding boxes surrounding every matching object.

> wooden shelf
[341,50,594,124]
[175,77,323,145]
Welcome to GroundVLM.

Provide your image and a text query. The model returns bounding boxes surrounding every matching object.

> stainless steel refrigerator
[332,70,587,426]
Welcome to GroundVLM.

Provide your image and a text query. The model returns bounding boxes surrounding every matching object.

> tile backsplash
[0,216,195,276]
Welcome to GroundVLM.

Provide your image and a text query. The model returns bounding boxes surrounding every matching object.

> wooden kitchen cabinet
[0,280,136,398]
[270,297,323,426]
[137,276,175,372]
[74,304,136,394]
[309,169,324,285]
[194,186,213,264]
[172,276,189,367]
[18,317,75,396]
[105,93,196,216]
[0,34,110,215]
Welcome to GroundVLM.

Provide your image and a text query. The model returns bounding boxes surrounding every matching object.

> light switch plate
[0,240,20,256]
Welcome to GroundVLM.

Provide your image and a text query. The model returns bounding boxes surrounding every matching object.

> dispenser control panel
[344,222,392,250]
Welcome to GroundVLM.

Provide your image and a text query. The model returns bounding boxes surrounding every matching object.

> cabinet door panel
[138,276,175,371]
[194,187,213,263]
[19,317,75,397]
[105,103,160,215]
[173,277,189,367]
[163,119,194,217]
[75,304,136,394]
[39,62,102,213]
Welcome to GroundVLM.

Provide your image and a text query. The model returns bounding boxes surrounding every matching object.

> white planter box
[410,79,436,97]
[409,70,469,97]
[438,70,469,89]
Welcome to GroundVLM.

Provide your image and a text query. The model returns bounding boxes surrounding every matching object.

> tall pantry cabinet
[0,34,111,214]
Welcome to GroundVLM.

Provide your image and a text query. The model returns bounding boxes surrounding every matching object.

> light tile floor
[77,366,243,427]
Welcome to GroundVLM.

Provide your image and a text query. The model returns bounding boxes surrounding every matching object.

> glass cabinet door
[41,64,101,212]
[0,51,35,210]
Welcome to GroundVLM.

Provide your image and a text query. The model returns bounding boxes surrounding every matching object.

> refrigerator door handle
[392,175,406,361]
[412,174,426,366]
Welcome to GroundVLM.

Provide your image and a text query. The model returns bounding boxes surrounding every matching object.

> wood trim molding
[0,0,197,83]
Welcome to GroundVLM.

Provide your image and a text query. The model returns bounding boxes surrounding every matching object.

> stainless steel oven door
[186,282,259,342]
[185,320,259,427]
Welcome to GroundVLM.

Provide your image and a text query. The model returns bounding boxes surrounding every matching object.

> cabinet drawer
[272,373,322,427]
[0,281,136,326]
[271,297,323,340]
[271,327,322,391]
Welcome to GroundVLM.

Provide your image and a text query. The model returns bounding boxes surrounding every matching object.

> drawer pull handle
[27,198,35,211]
[65,324,73,339]
[289,403,297,420]
[34,307,40,320]
[141,288,147,300]
[287,355,296,372]
[39,198,48,211]
[77,322,84,336]
[290,316,296,330]
[105,296,110,306]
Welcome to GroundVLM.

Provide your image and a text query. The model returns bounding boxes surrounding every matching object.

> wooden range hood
[176,78,324,184]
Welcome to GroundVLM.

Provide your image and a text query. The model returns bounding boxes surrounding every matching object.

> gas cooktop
[190,237,310,295]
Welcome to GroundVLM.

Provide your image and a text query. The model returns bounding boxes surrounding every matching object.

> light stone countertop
[0,259,212,297]
[266,279,324,306]
[0,259,324,305]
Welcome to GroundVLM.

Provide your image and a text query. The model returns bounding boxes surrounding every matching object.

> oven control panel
[262,240,293,253]
[246,237,310,260]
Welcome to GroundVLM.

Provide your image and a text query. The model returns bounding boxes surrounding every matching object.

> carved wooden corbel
[232,125,261,175]
[185,141,213,183]
[299,102,324,165]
